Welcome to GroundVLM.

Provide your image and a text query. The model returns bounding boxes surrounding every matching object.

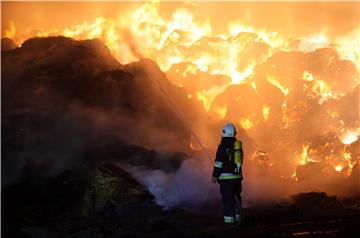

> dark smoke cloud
[1,36,198,188]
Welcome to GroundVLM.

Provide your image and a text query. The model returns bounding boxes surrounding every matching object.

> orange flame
[240,117,254,129]
[262,104,270,121]
[2,2,360,183]
[5,21,16,38]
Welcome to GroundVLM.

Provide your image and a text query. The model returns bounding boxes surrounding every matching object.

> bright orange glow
[336,27,360,76]
[343,152,355,171]
[299,145,309,165]
[262,104,270,121]
[298,31,329,52]
[266,75,289,95]
[4,21,16,38]
[302,71,314,82]
[240,118,254,129]
[311,80,334,104]
[182,64,198,77]
[327,110,339,119]
[3,2,359,112]
[196,91,212,112]
[298,144,319,165]
[340,130,359,145]
[213,106,227,119]
[335,165,343,172]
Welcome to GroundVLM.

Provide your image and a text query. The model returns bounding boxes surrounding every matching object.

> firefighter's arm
[212,144,225,179]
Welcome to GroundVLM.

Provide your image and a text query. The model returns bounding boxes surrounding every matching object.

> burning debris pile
[2,0,359,207]
[211,48,360,199]
[2,1,360,237]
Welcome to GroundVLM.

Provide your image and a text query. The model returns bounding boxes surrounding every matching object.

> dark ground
[3,162,360,238]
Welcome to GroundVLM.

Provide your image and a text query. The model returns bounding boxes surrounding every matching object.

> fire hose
[154,73,213,163]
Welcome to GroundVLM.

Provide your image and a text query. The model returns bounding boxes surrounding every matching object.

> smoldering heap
[168,33,360,201]
[2,36,200,187]
[2,37,223,237]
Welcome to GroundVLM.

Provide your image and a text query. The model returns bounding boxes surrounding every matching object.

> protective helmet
[222,123,237,137]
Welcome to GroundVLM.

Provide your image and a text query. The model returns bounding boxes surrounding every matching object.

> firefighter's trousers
[219,179,242,223]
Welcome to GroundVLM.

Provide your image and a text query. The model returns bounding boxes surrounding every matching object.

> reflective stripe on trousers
[214,161,223,168]
[218,172,241,180]
[224,216,234,223]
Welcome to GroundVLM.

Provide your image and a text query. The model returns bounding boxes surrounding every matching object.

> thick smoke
[1,37,197,188]
[121,156,219,208]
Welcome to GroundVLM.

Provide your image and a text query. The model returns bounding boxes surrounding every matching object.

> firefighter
[211,123,243,224]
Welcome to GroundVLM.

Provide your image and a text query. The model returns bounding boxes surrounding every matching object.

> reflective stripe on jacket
[218,173,241,180]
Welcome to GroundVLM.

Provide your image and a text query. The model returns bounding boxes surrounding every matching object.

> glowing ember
[230,64,256,84]
[240,118,254,129]
[262,104,270,121]
[327,110,339,119]
[196,92,211,111]
[266,75,289,95]
[300,145,309,165]
[340,130,359,145]
[343,152,351,160]
[311,80,334,104]
[182,64,198,77]
[196,87,225,112]
[189,142,198,151]
[299,145,313,165]
[343,152,355,170]
[302,71,314,82]
[213,106,227,119]
[335,165,343,172]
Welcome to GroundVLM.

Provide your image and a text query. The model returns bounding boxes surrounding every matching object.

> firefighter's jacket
[212,137,243,180]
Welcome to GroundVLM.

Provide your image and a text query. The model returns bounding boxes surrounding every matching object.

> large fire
[3,1,359,196]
